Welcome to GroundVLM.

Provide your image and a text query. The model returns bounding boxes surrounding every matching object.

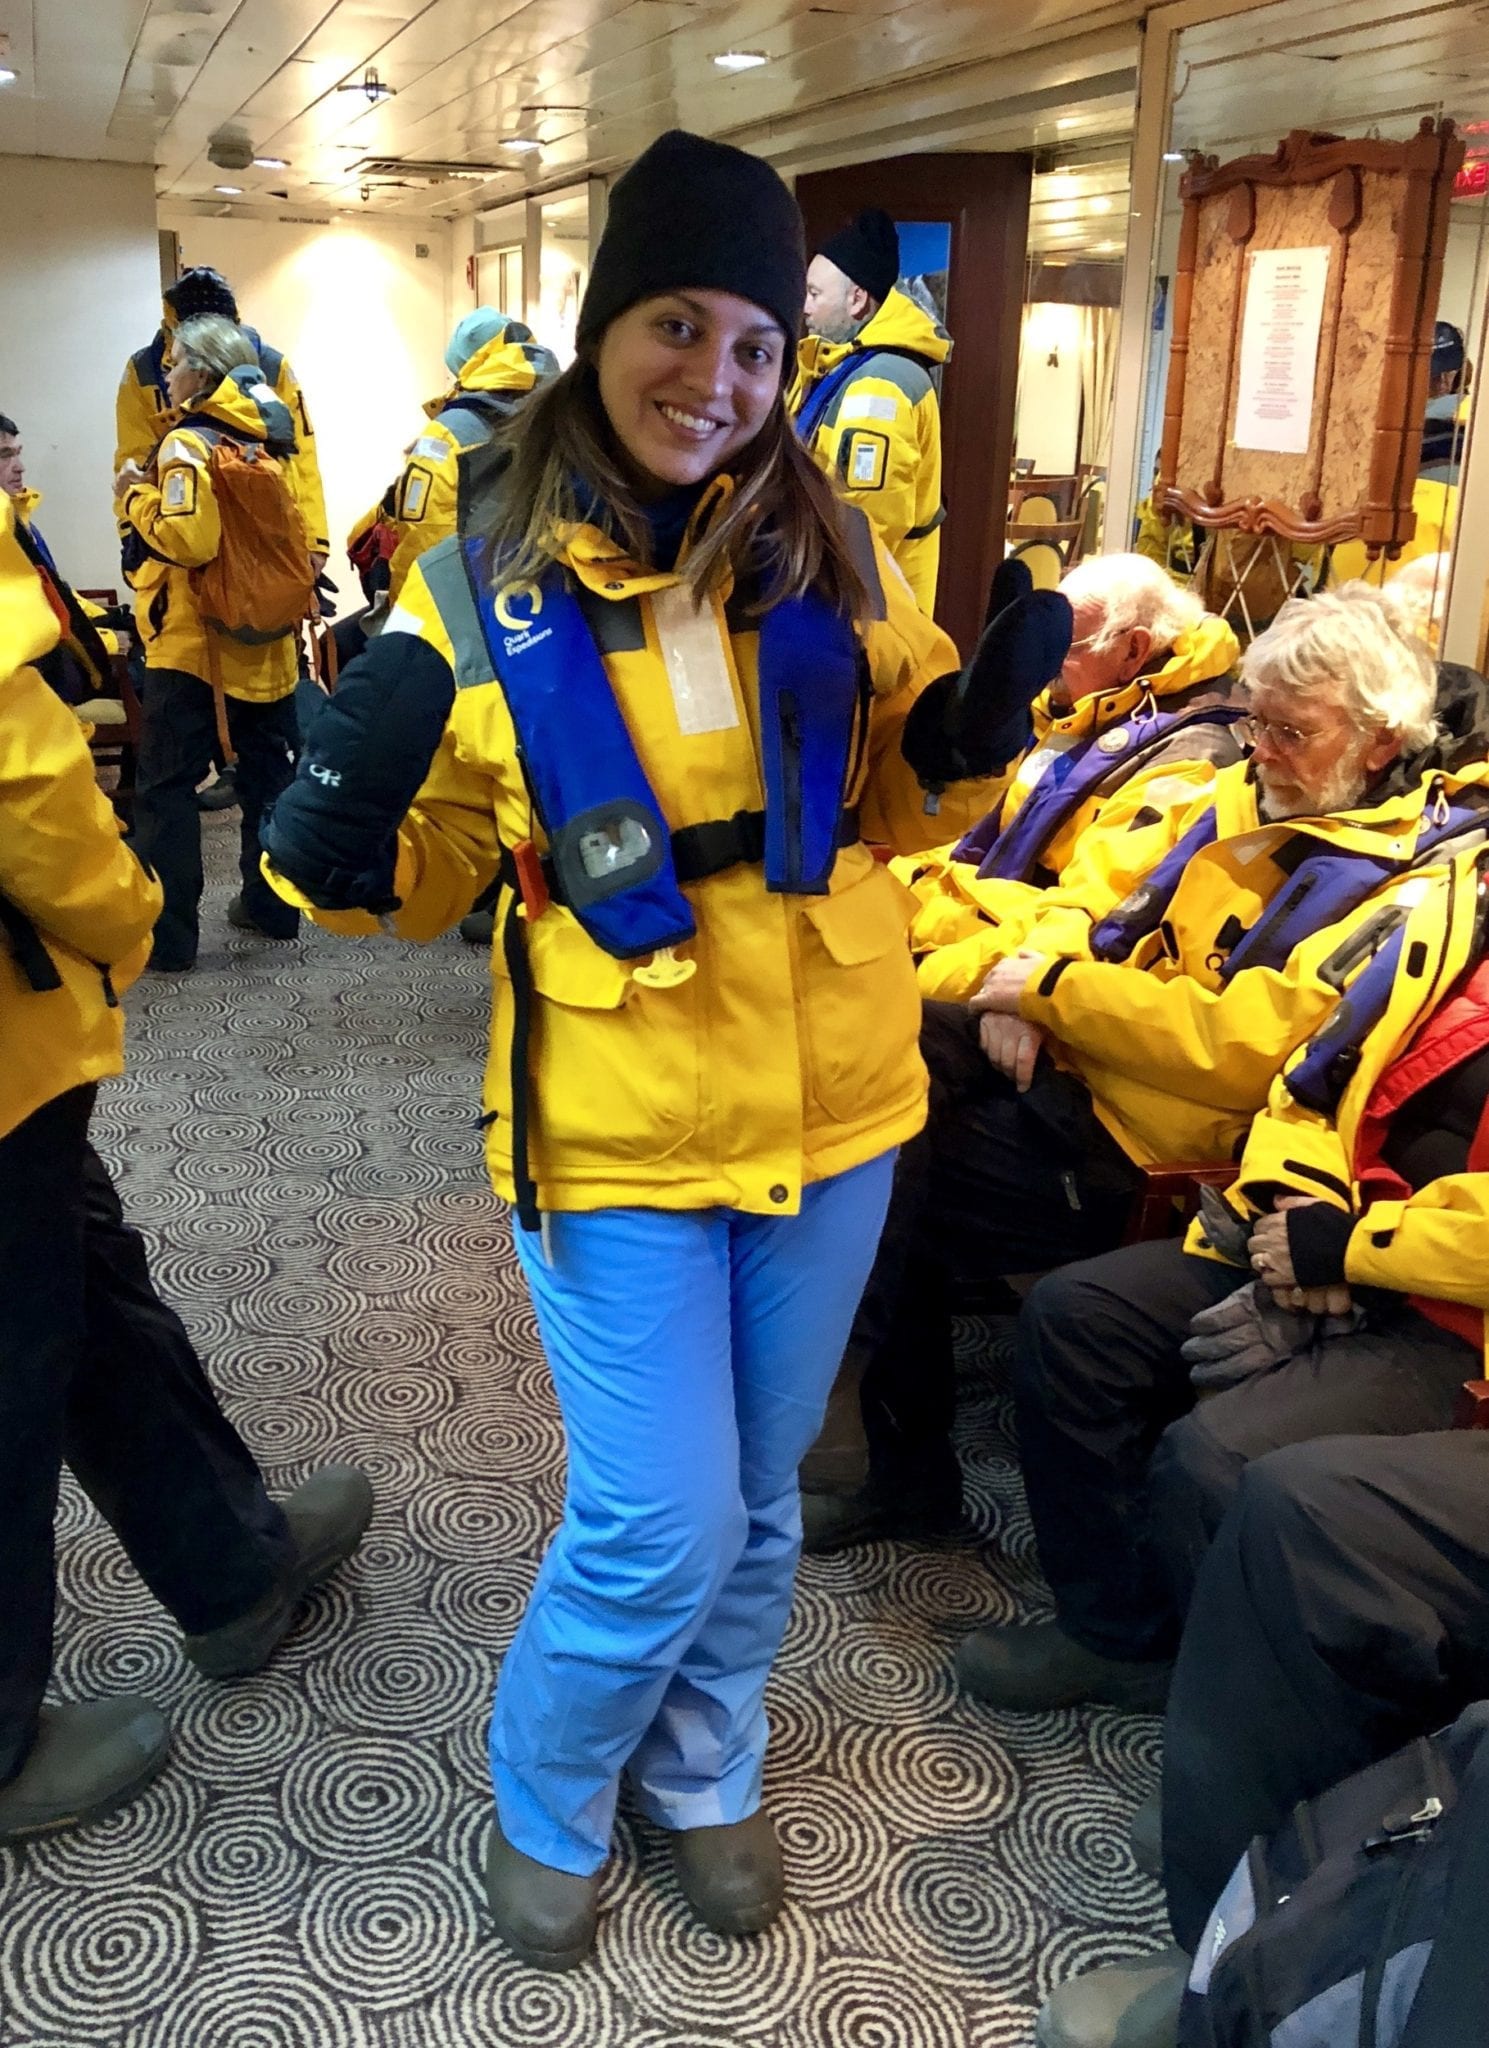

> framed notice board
[1157,120,1464,561]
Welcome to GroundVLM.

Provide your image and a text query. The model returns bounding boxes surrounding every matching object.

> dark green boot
[669,1809,784,1935]
[1035,1946,1188,2048]
[0,1699,170,1843]
[955,1620,1172,1712]
[484,1818,600,1970]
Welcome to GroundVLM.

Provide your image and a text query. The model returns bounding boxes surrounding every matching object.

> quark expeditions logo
[495,579,553,659]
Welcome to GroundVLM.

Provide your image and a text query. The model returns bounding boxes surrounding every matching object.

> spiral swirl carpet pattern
[0,820,1167,2048]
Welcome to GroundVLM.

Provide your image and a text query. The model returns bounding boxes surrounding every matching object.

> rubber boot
[1034,1946,1188,2048]
[183,1465,374,1680]
[955,1620,1172,1713]
[484,1817,600,1970]
[669,1809,784,1936]
[0,1699,170,1844]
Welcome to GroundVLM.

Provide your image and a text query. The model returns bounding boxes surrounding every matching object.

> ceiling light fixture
[1055,116,1080,130]
[214,184,243,195]
[1162,151,1186,162]
[712,50,768,71]
[338,67,394,103]
[253,155,289,169]
[1091,196,1114,213]
[0,66,16,86]
[499,136,541,153]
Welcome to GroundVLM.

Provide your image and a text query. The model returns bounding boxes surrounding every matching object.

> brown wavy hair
[480,350,873,619]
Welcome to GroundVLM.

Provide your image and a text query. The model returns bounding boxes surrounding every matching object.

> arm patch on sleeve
[398,465,434,522]
[842,431,889,492]
[161,465,197,517]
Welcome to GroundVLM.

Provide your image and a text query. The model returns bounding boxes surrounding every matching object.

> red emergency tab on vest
[511,840,550,921]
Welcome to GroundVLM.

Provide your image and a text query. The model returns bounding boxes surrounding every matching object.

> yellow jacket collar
[1032,614,1240,742]
[0,496,61,674]
[553,475,738,599]
[11,486,42,530]
[164,371,276,444]
[1211,755,1472,856]
[798,286,952,382]
[426,334,544,418]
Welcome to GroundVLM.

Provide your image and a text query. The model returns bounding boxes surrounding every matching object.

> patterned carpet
[0,813,1168,2048]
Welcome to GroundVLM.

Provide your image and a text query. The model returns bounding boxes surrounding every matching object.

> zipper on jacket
[1358,1812,1440,2048]
[778,693,804,890]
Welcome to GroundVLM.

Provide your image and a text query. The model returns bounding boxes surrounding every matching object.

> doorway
[795,154,1033,657]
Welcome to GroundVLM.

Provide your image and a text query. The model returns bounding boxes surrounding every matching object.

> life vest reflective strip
[958,702,1246,887]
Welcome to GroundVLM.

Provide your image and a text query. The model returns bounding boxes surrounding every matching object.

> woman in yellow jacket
[264,130,1004,1967]
[0,497,369,1841]
[116,315,303,971]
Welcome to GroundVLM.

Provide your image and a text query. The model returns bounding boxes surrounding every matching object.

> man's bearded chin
[1257,753,1372,823]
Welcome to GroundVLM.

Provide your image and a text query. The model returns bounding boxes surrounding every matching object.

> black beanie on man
[576,130,806,355]
[163,266,239,325]
[818,209,900,307]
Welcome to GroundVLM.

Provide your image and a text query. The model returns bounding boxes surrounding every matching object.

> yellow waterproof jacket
[1328,475,1457,589]
[1008,753,1489,1168]
[117,375,300,704]
[12,487,120,665]
[116,328,329,555]
[0,499,160,1143]
[898,613,1240,998]
[1187,844,1489,1361]
[270,490,990,1215]
[793,289,949,613]
[348,328,556,606]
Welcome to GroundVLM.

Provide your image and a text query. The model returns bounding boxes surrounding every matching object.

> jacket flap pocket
[523,911,631,1010]
[802,870,917,967]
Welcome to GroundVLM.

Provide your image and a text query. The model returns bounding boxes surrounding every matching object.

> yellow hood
[163,368,290,448]
[799,286,952,381]
[0,496,61,678]
[426,330,556,418]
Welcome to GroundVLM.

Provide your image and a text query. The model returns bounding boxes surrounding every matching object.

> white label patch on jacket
[652,585,739,736]
[411,434,448,460]
[841,392,898,423]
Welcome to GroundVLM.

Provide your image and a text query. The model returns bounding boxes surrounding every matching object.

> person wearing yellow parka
[794,211,949,612]
[347,309,559,613]
[115,266,329,562]
[802,587,1489,1558]
[115,316,304,972]
[0,493,373,1844]
[262,130,1012,1970]
[894,554,1241,999]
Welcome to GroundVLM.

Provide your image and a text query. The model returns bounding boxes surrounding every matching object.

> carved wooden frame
[1158,119,1464,555]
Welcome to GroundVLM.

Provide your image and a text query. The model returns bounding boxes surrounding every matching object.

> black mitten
[902,588,1073,789]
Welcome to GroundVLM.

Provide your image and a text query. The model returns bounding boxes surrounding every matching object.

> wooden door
[795,153,1032,659]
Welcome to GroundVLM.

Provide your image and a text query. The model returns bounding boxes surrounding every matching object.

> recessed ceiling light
[499,136,541,153]
[1095,240,1121,252]
[214,184,243,195]
[253,155,289,170]
[1056,116,1080,130]
[1091,196,1114,213]
[712,50,768,71]
[1162,151,1186,163]
[0,66,16,86]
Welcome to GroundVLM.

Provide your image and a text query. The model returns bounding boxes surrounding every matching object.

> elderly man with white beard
[804,585,1489,1559]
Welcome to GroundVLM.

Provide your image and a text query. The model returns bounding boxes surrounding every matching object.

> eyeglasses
[1235,711,1327,754]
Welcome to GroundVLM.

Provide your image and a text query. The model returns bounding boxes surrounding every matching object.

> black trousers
[1164,1430,1489,1953]
[131,666,300,968]
[845,1000,1141,1496]
[1015,1237,1478,1661]
[0,1086,294,1781]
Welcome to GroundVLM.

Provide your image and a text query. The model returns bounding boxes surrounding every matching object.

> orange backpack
[190,437,315,643]
[188,436,316,759]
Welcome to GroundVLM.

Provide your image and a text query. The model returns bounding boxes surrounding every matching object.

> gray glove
[1180,1281,1363,1393]
[1197,1184,1252,1266]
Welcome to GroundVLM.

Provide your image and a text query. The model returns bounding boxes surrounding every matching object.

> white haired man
[894,552,1242,997]
[804,586,1489,1554]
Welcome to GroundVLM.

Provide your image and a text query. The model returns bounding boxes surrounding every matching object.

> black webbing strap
[501,887,541,1235]
[0,895,63,993]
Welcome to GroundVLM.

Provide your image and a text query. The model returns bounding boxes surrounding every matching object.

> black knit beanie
[818,209,900,306]
[577,130,805,355]
[163,266,239,324]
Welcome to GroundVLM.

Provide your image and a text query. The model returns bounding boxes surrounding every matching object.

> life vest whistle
[632,946,697,990]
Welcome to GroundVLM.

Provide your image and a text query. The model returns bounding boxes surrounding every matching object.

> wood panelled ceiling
[0,0,1139,238]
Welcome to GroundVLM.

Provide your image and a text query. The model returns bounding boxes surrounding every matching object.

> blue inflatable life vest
[463,537,864,963]
[955,701,1246,888]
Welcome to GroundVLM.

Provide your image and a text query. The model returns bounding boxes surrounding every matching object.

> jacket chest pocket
[797,870,922,1122]
[504,912,701,1168]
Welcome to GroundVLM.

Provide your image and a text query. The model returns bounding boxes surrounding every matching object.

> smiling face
[595,289,787,493]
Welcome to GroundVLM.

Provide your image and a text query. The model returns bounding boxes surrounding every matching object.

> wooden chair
[1126,1159,1489,1430]
[1006,537,1068,590]
[1010,476,1079,520]
[1011,493,1061,528]
[1072,481,1105,564]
